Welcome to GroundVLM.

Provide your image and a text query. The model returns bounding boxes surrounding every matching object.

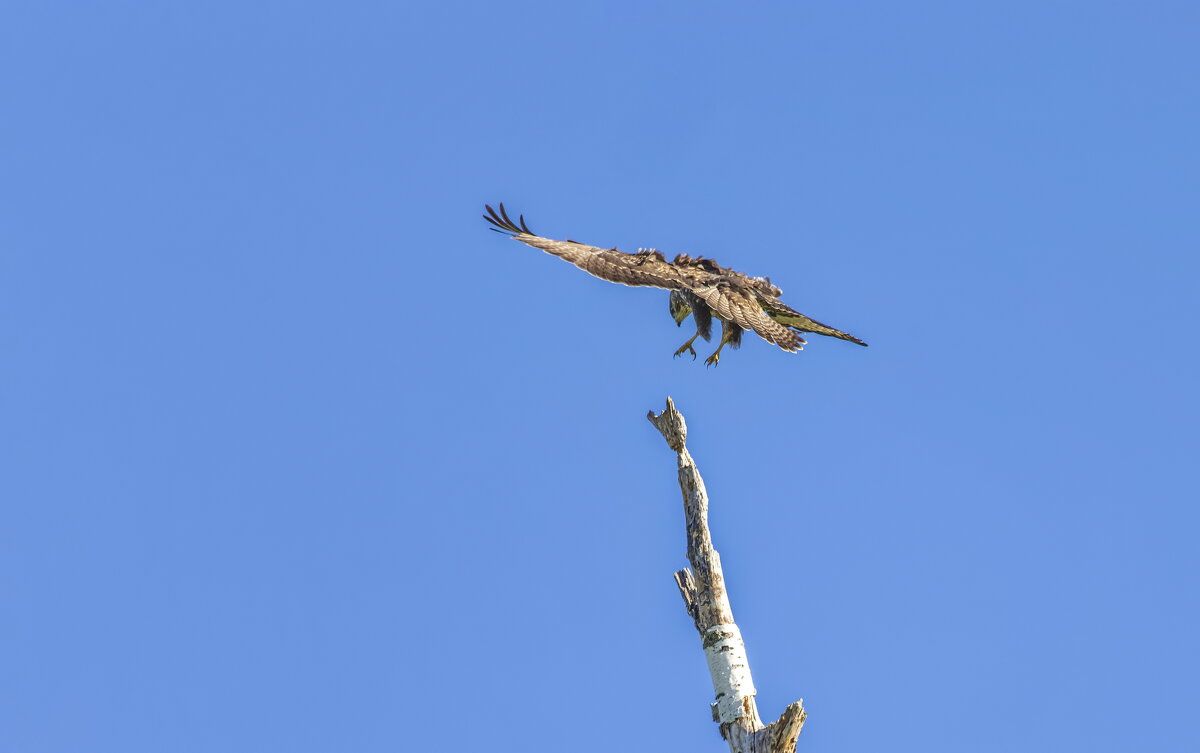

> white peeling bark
[647,397,807,753]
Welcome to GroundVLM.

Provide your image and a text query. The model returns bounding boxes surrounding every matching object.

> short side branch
[648,397,806,753]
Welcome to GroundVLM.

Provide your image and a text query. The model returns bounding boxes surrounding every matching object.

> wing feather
[694,282,805,353]
[485,203,690,290]
[523,237,689,289]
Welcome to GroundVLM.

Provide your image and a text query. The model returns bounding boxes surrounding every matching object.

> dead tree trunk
[647,397,807,753]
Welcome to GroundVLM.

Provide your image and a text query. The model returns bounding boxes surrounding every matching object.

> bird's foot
[673,342,698,360]
[704,351,721,367]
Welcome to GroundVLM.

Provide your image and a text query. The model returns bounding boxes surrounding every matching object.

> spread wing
[485,203,865,353]
[693,280,806,353]
[757,296,868,346]
[484,204,690,291]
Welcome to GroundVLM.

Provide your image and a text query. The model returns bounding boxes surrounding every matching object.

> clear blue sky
[3,2,1198,751]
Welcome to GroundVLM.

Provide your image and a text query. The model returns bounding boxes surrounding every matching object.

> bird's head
[669,290,692,325]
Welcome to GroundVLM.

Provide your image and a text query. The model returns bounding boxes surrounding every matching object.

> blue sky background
[3,2,1198,751]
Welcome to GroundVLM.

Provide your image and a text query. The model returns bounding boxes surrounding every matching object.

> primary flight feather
[483,203,867,365]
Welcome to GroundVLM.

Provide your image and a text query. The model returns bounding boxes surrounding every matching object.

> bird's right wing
[484,204,689,291]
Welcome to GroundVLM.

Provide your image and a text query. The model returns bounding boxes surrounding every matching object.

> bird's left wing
[693,280,806,353]
[484,204,689,290]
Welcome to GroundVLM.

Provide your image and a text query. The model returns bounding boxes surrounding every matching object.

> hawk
[484,203,867,365]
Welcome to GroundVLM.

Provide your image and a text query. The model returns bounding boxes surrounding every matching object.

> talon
[702,324,734,367]
[673,334,701,360]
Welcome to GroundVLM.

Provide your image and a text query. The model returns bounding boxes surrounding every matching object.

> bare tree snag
[647,397,807,753]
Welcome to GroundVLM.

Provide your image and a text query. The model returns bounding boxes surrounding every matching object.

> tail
[792,319,868,347]
[761,300,868,346]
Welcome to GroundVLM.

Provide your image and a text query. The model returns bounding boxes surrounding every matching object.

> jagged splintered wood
[647,397,807,753]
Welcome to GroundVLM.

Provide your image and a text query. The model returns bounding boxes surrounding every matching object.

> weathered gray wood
[648,397,807,753]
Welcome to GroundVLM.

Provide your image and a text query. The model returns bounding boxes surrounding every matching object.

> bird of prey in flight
[483,203,867,365]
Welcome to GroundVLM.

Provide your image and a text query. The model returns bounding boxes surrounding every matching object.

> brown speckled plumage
[484,203,867,363]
